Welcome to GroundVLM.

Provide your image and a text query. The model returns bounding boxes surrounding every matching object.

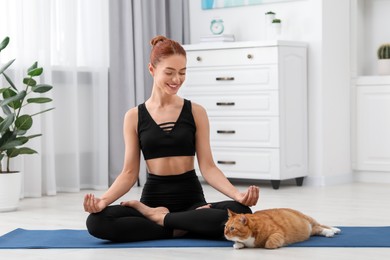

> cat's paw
[322,227,340,237]
[233,242,245,249]
[331,227,341,234]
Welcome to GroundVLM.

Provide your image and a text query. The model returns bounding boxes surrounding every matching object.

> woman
[83,35,259,242]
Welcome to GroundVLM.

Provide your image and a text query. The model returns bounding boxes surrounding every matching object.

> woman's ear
[148,63,154,76]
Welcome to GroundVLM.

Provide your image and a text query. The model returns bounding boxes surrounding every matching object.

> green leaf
[0,139,24,150]
[31,107,55,117]
[0,89,25,109]
[23,77,37,87]
[0,129,15,148]
[16,136,29,145]
[2,72,17,91]
[32,84,52,93]
[25,134,42,140]
[15,129,27,136]
[2,87,17,97]
[0,37,10,52]
[0,114,14,133]
[27,97,52,104]
[15,115,33,131]
[28,67,43,77]
[1,104,12,116]
[0,59,15,75]
[27,62,38,73]
[19,147,38,154]
[7,147,37,158]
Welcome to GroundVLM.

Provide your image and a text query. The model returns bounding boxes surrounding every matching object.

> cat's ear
[227,209,236,217]
[239,215,248,225]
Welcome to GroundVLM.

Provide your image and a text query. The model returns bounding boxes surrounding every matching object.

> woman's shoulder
[187,100,208,122]
[187,99,206,113]
[124,106,139,127]
[125,106,138,117]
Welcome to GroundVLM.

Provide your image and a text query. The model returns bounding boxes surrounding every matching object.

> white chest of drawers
[180,41,308,189]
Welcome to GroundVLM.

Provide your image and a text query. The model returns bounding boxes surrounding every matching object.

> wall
[189,0,319,43]
[188,0,353,186]
[355,0,390,76]
[320,0,352,185]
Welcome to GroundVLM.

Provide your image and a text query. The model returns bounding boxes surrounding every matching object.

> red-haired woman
[83,35,259,242]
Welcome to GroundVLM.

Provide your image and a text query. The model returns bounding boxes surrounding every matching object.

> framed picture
[202,0,297,10]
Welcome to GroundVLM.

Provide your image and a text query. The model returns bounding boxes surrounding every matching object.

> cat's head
[224,209,252,242]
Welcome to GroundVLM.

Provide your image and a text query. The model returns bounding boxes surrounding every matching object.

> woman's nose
[172,74,180,83]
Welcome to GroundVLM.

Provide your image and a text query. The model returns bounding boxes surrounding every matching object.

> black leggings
[86,170,252,242]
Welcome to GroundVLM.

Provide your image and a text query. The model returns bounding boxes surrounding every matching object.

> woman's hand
[236,186,259,207]
[83,193,107,213]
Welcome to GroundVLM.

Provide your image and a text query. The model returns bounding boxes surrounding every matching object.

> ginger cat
[224,208,340,249]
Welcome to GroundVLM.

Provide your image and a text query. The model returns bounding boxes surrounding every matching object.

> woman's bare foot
[196,204,211,210]
[173,229,188,237]
[121,200,169,226]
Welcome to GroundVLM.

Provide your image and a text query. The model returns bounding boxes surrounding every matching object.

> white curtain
[0,0,109,197]
[108,0,190,185]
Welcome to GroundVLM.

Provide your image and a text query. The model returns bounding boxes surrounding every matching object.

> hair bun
[150,35,168,47]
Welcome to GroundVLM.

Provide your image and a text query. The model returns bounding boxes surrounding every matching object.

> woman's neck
[148,87,180,107]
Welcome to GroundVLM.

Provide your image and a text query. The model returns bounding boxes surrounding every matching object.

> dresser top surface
[355,76,390,85]
[184,40,307,51]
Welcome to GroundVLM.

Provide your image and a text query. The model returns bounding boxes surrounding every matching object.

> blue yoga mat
[0,227,389,249]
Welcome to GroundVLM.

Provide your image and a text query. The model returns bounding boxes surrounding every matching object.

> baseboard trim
[354,171,390,184]
[305,173,354,186]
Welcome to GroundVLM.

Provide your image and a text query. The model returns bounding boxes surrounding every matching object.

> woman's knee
[212,200,252,214]
[229,202,252,214]
[86,213,107,239]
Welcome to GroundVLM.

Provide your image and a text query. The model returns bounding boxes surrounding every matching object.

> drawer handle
[196,56,202,62]
[216,77,235,81]
[247,54,253,59]
[217,130,236,134]
[217,160,236,165]
[216,102,235,106]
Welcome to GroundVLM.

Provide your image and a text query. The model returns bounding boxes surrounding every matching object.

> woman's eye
[165,72,173,76]
[179,73,186,76]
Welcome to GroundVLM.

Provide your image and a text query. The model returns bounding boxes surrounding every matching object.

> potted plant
[377,43,390,75]
[0,36,54,212]
[265,11,276,25]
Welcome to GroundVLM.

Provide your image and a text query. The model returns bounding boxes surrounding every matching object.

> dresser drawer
[187,91,279,116]
[211,148,280,179]
[186,47,278,67]
[210,117,279,148]
[184,66,277,90]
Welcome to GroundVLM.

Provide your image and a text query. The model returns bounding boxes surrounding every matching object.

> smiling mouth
[167,84,180,89]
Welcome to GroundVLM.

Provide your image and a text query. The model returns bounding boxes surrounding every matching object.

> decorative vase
[272,22,282,36]
[378,59,390,75]
[0,172,21,212]
[265,13,275,25]
[265,13,276,40]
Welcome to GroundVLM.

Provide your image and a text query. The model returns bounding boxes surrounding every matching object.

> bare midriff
[145,156,195,176]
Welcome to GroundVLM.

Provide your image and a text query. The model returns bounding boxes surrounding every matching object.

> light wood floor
[0,180,390,259]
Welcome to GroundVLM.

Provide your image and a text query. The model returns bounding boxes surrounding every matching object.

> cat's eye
[229,227,235,232]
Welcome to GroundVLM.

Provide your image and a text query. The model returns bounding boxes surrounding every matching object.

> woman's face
[149,54,186,95]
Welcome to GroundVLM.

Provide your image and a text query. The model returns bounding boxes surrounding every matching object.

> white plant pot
[272,23,282,35]
[0,172,21,212]
[265,14,275,25]
[378,59,390,75]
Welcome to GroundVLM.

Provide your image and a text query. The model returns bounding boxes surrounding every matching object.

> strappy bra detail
[158,122,176,133]
[137,99,196,160]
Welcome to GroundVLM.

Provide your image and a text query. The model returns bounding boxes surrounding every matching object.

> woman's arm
[84,108,141,213]
[192,103,259,206]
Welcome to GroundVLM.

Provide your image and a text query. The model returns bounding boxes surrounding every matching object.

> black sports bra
[137,99,196,160]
